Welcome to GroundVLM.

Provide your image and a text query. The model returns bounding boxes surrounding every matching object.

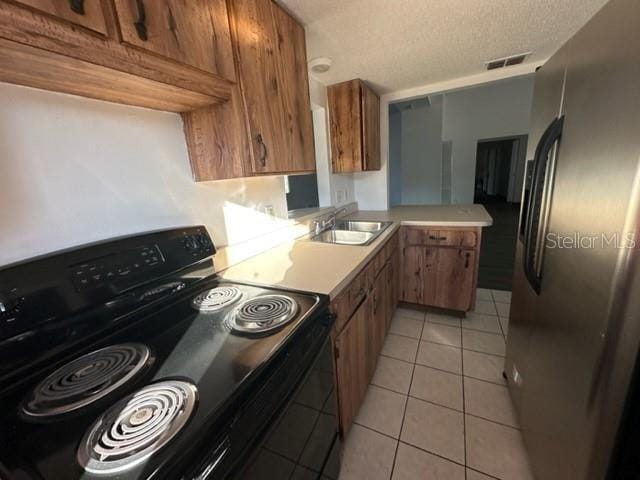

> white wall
[309,77,355,207]
[399,96,443,205]
[442,76,534,203]
[388,109,402,206]
[0,83,290,267]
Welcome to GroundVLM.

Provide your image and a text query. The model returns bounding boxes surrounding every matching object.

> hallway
[477,201,520,291]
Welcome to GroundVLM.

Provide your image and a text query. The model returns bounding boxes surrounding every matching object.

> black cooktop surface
[0,227,329,480]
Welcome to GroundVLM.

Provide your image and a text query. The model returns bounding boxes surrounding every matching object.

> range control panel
[68,245,164,291]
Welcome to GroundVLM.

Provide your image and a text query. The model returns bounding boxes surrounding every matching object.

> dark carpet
[477,200,520,291]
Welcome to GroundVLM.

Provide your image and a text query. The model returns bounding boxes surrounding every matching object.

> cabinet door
[334,296,370,436]
[271,2,316,172]
[361,82,380,170]
[328,79,363,173]
[385,259,396,331]
[113,0,235,80]
[368,271,386,377]
[426,248,476,311]
[401,246,424,304]
[14,0,108,34]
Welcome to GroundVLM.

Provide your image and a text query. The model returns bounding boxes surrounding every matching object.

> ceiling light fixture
[309,57,332,74]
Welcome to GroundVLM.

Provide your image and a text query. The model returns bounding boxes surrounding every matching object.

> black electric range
[0,227,338,480]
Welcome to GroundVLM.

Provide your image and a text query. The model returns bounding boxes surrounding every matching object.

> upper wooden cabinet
[13,0,108,34]
[0,0,235,111]
[328,79,381,173]
[113,0,235,80]
[184,0,316,180]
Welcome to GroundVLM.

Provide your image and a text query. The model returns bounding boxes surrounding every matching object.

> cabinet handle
[429,235,447,241]
[69,0,85,14]
[256,133,268,167]
[464,252,470,268]
[134,0,148,41]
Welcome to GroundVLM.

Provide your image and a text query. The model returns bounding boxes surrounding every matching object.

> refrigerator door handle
[523,116,564,294]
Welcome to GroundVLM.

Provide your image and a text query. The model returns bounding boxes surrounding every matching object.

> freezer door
[508,0,640,479]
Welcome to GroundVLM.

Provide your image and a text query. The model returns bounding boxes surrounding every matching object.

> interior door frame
[475,134,529,203]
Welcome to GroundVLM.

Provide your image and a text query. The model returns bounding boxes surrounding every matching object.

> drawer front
[403,227,425,245]
[427,229,477,248]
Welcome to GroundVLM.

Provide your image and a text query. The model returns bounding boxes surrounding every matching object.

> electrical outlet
[263,205,274,216]
[336,189,346,204]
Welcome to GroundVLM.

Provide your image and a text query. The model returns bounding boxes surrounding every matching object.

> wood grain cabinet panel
[113,0,235,80]
[328,78,381,173]
[334,295,370,437]
[13,0,108,34]
[228,0,315,176]
[401,245,424,304]
[0,0,235,111]
[424,248,476,311]
[400,226,481,312]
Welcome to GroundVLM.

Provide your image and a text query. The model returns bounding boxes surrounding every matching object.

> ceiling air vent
[484,52,531,70]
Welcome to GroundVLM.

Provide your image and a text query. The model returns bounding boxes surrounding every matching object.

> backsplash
[0,83,291,267]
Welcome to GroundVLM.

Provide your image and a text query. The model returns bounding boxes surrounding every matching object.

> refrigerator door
[507,0,640,479]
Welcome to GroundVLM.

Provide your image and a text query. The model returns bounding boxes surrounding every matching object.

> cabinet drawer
[403,227,425,245]
[426,230,477,248]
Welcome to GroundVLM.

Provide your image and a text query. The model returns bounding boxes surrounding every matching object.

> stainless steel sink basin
[334,220,389,233]
[311,220,392,246]
[313,229,374,245]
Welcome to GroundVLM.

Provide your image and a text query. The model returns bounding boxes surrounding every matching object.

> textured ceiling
[278,0,609,93]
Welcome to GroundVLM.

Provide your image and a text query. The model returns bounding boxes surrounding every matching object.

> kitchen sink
[334,220,390,233]
[311,220,392,246]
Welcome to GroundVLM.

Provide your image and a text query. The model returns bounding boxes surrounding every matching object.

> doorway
[475,135,527,291]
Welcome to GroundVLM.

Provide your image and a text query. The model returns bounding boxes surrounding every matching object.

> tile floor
[339,289,536,480]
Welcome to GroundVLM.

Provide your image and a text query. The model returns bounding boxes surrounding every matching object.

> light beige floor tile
[462,330,506,356]
[396,306,425,320]
[466,469,495,480]
[466,415,534,480]
[410,365,463,410]
[392,442,465,480]
[389,315,424,339]
[476,288,493,301]
[495,302,510,318]
[492,290,512,303]
[499,316,509,338]
[371,355,413,394]
[464,377,519,427]
[416,341,462,374]
[473,300,498,316]
[426,311,462,328]
[401,397,465,464]
[354,385,406,438]
[381,334,420,363]
[421,323,462,347]
[340,424,397,480]
[461,313,502,334]
[463,350,507,385]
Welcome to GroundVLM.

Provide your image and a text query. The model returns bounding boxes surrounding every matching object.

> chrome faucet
[312,207,347,235]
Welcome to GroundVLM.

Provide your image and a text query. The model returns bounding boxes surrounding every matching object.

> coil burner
[23,344,152,418]
[76,380,197,474]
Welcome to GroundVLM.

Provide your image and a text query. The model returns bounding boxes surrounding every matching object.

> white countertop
[221,205,492,298]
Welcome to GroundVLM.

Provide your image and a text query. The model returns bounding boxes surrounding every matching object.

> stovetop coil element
[229,295,299,334]
[77,380,197,474]
[192,286,243,312]
[22,343,152,418]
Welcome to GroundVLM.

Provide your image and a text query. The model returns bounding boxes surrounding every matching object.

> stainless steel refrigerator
[506,0,640,478]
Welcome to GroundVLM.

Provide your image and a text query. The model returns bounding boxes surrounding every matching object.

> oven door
[240,336,340,480]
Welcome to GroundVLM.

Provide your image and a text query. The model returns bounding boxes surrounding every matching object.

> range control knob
[0,290,19,314]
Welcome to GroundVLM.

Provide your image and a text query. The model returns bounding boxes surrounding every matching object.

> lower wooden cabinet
[331,230,400,436]
[333,295,370,437]
[401,226,480,311]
